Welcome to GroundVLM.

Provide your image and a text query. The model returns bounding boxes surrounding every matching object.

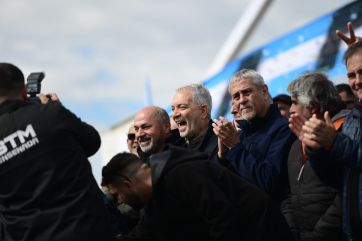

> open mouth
[175,119,187,133]
[138,137,151,146]
[175,119,187,127]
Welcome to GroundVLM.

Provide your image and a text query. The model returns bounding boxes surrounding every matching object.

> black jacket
[284,140,343,241]
[144,145,293,241]
[0,100,113,241]
[182,120,218,160]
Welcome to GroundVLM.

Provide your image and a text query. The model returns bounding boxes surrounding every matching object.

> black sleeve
[116,209,157,241]
[167,164,243,241]
[54,102,101,157]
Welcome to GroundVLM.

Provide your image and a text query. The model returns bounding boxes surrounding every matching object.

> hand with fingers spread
[302,112,337,149]
[289,113,307,141]
[336,21,362,46]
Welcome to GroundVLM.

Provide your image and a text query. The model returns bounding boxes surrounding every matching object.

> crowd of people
[1,22,362,241]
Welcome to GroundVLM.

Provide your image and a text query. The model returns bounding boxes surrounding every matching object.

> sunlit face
[229,78,269,121]
[171,89,207,141]
[289,95,312,119]
[134,109,168,154]
[346,48,362,100]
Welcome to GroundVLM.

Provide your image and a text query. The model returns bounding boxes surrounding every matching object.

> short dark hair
[336,83,356,99]
[102,152,142,186]
[344,40,362,65]
[0,63,25,95]
[273,94,292,106]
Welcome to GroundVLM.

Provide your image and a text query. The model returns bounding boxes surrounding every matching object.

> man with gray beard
[213,69,295,202]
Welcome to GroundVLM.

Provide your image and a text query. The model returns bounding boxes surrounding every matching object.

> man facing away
[102,146,294,241]
[0,63,113,241]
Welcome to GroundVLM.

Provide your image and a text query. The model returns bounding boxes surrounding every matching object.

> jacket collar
[237,104,279,131]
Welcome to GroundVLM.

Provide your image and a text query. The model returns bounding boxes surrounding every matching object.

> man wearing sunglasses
[126,126,139,156]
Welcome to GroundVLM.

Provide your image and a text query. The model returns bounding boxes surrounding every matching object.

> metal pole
[204,0,273,79]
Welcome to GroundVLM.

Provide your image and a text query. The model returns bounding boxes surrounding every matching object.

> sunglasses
[127,133,136,141]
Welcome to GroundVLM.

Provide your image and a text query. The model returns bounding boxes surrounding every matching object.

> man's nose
[356,72,362,83]
[240,95,248,104]
[172,108,180,117]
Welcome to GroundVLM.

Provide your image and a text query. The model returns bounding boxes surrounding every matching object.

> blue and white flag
[204,1,362,119]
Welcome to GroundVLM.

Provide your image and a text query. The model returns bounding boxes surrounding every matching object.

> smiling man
[133,106,183,161]
[171,84,218,161]
[213,69,295,202]
[298,40,362,240]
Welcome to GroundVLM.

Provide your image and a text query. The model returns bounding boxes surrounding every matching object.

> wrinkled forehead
[134,111,156,127]
[346,48,362,69]
[229,78,258,94]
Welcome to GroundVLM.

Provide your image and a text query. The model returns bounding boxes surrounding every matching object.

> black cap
[273,94,292,106]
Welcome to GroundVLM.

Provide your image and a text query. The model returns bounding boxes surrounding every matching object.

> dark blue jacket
[225,104,296,201]
[308,107,362,241]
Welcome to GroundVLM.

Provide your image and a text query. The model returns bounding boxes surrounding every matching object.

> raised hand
[302,112,337,149]
[336,22,362,46]
[212,117,240,158]
[289,113,307,141]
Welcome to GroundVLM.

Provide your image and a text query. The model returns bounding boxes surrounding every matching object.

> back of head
[102,152,143,186]
[273,94,292,106]
[287,72,342,116]
[0,63,25,96]
[176,83,212,117]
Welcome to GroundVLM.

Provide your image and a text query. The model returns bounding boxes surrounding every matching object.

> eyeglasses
[127,133,135,141]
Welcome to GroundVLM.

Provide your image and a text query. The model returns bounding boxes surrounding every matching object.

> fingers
[46,93,60,101]
[36,92,60,104]
[336,22,359,46]
[324,111,333,126]
[289,113,305,138]
[37,94,50,104]
[336,29,350,43]
[348,21,356,40]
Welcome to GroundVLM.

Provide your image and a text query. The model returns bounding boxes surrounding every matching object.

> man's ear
[200,104,208,119]
[122,179,132,189]
[261,84,269,97]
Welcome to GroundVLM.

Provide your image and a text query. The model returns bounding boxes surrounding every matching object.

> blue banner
[204,1,362,119]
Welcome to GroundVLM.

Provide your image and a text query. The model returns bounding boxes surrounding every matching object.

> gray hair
[287,72,342,116]
[229,69,265,89]
[176,83,212,117]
